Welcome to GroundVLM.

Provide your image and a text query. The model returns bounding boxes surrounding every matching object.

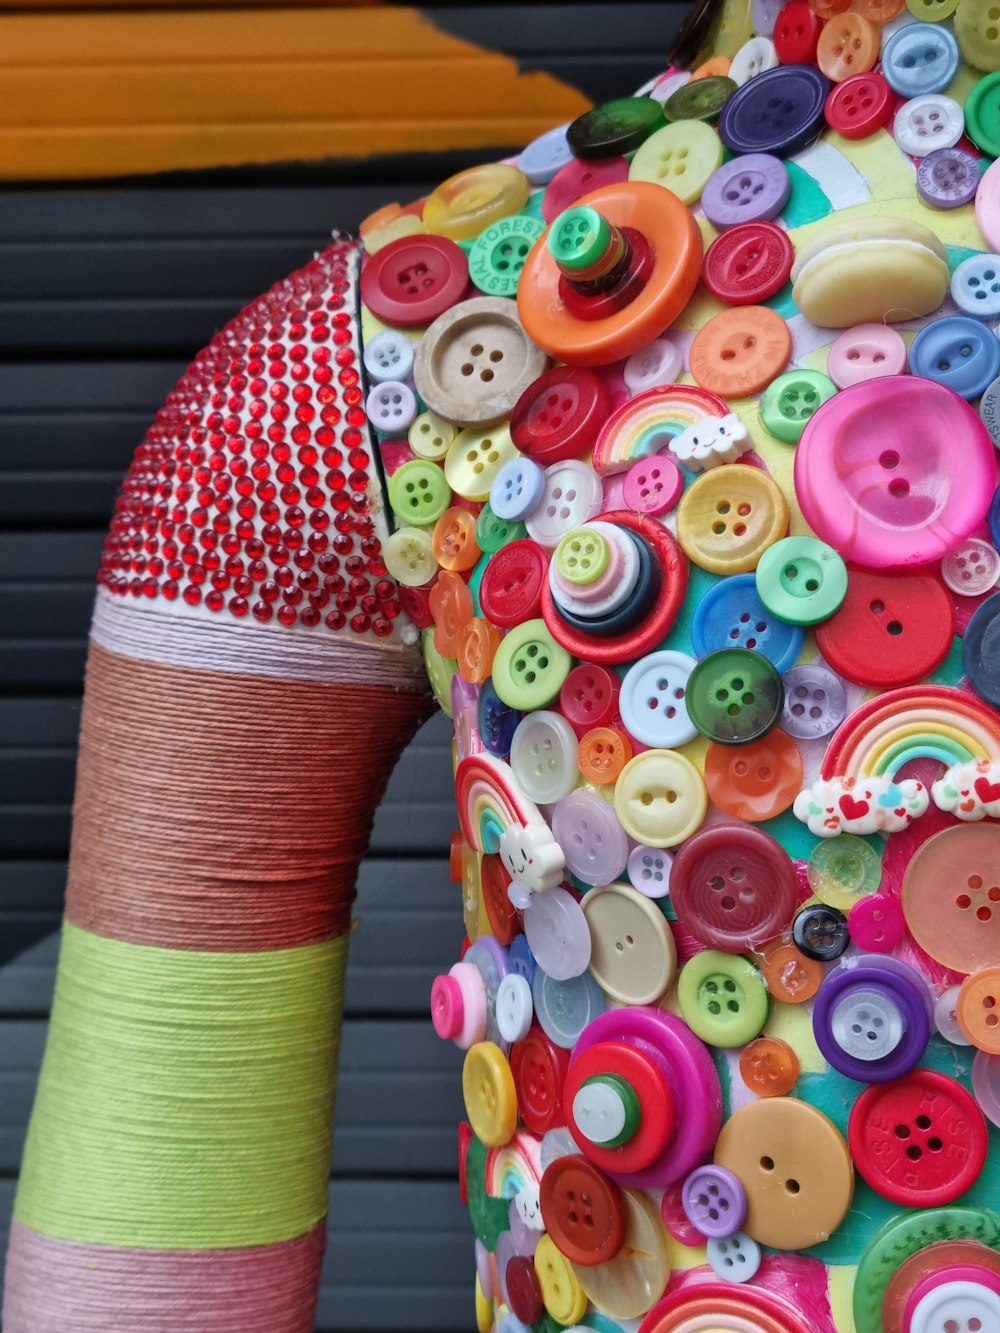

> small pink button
[827,323,907,389]
[430,961,486,1048]
[430,974,463,1040]
[846,893,906,952]
[622,454,684,516]
[977,156,1000,253]
[379,438,416,476]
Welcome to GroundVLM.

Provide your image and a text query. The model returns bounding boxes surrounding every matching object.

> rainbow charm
[591,384,729,475]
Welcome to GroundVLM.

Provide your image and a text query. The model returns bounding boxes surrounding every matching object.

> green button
[664,76,737,125]
[476,503,526,555]
[421,627,457,717]
[491,618,572,710]
[554,527,610,585]
[677,950,769,1048]
[465,1133,510,1250]
[685,648,784,745]
[755,535,848,627]
[523,189,546,222]
[965,69,1000,155]
[807,834,883,912]
[566,96,667,160]
[469,212,545,298]
[467,551,489,617]
[574,1073,641,1147]
[547,206,612,273]
[387,458,452,526]
[759,370,837,445]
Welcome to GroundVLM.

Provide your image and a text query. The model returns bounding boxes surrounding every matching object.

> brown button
[413,295,549,427]
[713,1098,853,1250]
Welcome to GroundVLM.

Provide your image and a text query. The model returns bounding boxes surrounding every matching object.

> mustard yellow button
[463,1041,518,1147]
[444,423,520,502]
[534,1234,588,1325]
[573,1188,672,1319]
[957,0,1000,69]
[676,464,789,575]
[628,119,724,206]
[613,749,707,848]
[424,162,532,241]
[475,1274,493,1333]
[581,882,677,1005]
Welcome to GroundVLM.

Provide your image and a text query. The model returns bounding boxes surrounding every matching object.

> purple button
[751,0,784,35]
[551,789,629,884]
[475,1239,494,1300]
[466,936,511,1048]
[813,954,931,1083]
[701,154,791,229]
[622,454,684,517]
[523,885,592,981]
[846,893,906,953]
[627,844,673,898]
[780,663,847,740]
[452,674,483,760]
[507,1196,542,1253]
[682,1165,747,1239]
[917,147,980,209]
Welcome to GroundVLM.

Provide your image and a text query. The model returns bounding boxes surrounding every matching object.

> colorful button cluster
[359,7,1000,1329]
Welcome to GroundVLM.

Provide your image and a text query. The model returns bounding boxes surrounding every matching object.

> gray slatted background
[0,5,681,1327]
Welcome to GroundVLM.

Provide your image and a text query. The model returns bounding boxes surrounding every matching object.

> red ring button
[360,234,471,327]
[563,1040,675,1176]
[510,366,611,466]
[479,539,550,629]
[558,662,621,736]
[640,1281,810,1333]
[509,1023,571,1135]
[539,1154,627,1267]
[703,222,794,307]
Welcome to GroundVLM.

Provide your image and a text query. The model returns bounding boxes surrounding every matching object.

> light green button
[677,951,769,1048]
[476,503,527,555]
[408,410,456,461]
[491,618,572,710]
[807,834,883,912]
[760,370,837,445]
[957,0,1000,72]
[469,213,546,298]
[906,0,958,18]
[555,527,610,585]
[421,627,456,717]
[755,535,848,626]
[547,206,611,273]
[628,119,724,206]
[387,458,452,526]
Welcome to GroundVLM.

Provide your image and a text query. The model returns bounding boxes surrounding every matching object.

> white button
[627,845,673,899]
[548,522,639,618]
[366,379,418,433]
[540,1125,578,1170]
[363,328,414,384]
[910,1281,1000,1333]
[623,338,683,394]
[383,526,436,586]
[510,710,580,804]
[706,1231,762,1283]
[496,973,534,1043]
[729,36,778,85]
[893,95,964,158]
[518,123,574,185]
[572,1080,627,1145]
[649,70,691,103]
[941,537,1000,596]
[619,649,698,748]
[935,984,973,1045]
[525,460,604,548]
[830,987,904,1062]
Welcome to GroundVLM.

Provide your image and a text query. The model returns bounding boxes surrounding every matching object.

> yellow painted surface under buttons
[572,1187,672,1319]
[534,1234,588,1325]
[444,423,519,502]
[462,1041,518,1147]
[613,750,707,848]
[628,119,724,206]
[676,464,789,574]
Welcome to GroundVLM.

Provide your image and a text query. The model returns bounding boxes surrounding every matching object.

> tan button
[572,1187,671,1320]
[713,1098,853,1250]
[413,296,548,427]
[581,882,677,1005]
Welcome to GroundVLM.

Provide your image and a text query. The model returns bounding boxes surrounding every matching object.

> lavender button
[523,885,592,981]
[627,844,673,898]
[701,153,791,228]
[681,1164,747,1239]
[475,1239,494,1300]
[551,788,629,884]
[917,147,980,209]
[780,663,847,740]
[466,936,511,1048]
[452,673,482,760]
[751,0,785,36]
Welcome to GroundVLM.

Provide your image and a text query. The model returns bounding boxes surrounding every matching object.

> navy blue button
[989,484,1000,550]
[477,679,523,758]
[907,317,1000,401]
[881,22,959,98]
[550,526,660,637]
[963,592,1000,709]
[718,64,830,158]
[793,903,849,962]
[691,573,804,672]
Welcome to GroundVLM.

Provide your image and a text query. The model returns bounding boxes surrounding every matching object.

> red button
[542,155,630,224]
[824,71,893,140]
[510,367,611,466]
[848,1069,988,1207]
[509,1023,571,1135]
[815,564,955,689]
[703,222,794,307]
[505,1254,544,1325]
[670,824,799,953]
[397,580,435,629]
[558,662,621,736]
[481,853,521,947]
[479,539,550,629]
[459,1120,473,1205]
[640,1282,809,1333]
[563,1040,675,1176]
[773,0,823,63]
[539,1154,627,1267]
[359,234,471,328]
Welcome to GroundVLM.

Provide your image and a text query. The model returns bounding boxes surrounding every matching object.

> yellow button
[573,1188,671,1320]
[475,1274,492,1333]
[676,464,788,575]
[613,750,707,848]
[409,409,457,461]
[463,1041,518,1147]
[459,841,484,939]
[581,882,677,1005]
[424,162,531,241]
[384,526,437,586]
[628,119,724,206]
[905,0,957,17]
[444,423,520,502]
[957,0,1000,68]
[534,1234,588,1326]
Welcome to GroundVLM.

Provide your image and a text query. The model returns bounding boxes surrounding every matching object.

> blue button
[907,316,1000,400]
[518,123,574,186]
[951,254,1000,320]
[691,573,804,672]
[989,484,1000,550]
[478,679,523,758]
[508,934,537,984]
[718,64,830,158]
[531,966,606,1049]
[881,23,959,98]
[490,457,546,521]
[963,592,1000,709]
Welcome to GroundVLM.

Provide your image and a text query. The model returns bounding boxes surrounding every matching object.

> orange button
[704,730,803,821]
[902,824,1000,975]
[433,506,482,572]
[457,617,504,685]
[578,727,633,785]
[755,935,824,1004]
[429,569,473,658]
[852,0,904,20]
[816,11,880,82]
[957,966,1000,1053]
[689,306,791,398]
[690,54,733,79]
[450,829,467,884]
[808,0,851,16]
[739,1036,800,1098]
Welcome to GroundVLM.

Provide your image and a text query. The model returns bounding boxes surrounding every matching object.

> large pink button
[795,376,996,568]
[827,323,907,389]
[977,157,1000,253]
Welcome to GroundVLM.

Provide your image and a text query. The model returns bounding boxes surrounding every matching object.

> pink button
[795,376,997,568]
[846,893,906,952]
[827,324,907,390]
[977,157,1000,253]
[622,454,685,517]
[542,155,631,224]
[660,1181,708,1247]
[430,961,486,1048]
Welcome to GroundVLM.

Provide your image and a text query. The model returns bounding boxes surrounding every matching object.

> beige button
[572,1187,671,1320]
[413,296,548,426]
[581,882,677,1005]
[713,1098,853,1250]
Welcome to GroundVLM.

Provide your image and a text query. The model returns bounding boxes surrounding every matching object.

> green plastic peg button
[677,950,769,1048]
[755,535,848,626]
[547,206,612,273]
[759,370,838,444]
[491,619,572,710]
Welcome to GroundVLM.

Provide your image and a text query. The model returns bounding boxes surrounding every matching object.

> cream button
[581,882,677,1005]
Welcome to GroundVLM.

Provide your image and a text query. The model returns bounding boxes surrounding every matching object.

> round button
[384,526,437,586]
[534,1233,588,1325]
[707,1231,763,1285]
[551,788,629,885]
[951,254,1000,321]
[510,1024,570,1134]
[581,882,677,1005]
[619,650,698,749]
[792,903,849,961]
[564,1040,675,1176]
[475,503,525,555]
[671,823,798,952]
[628,120,724,206]
[685,648,785,745]
[677,466,789,577]
[539,1155,627,1267]
[703,729,803,821]
[796,376,997,568]
[577,727,632,785]
[893,93,964,157]
[481,855,521,947]
[904,826,1000,975]
[387,458,452,527]
[477,679,522,758]
[681,1165,747,1239]
[958,967,1000,1053]
[965,593,1000,707]
[523,886,592,982]
[430,570,474,657]
[780,663,847,740]
[824,70,893,138]
[496,973,534,1044]
[719,64,830,156]
[664,76,737,124]
[814,955,931,1081]
[510,709,579,804]
[816,11,880,82]
[571,1075,642,1149]
[936,985,973,1047]
[457,617,503,685]
[849,1069,988,1206]
[524,460,603,548]
[434,507,482,573]
[760,369,837,444]
[504,1254,544,1325]
[755,535,847,625]
[730,34,779,83]
[919,146,981,210]
[847,893,906,953]
[881,22,959,95]
[490,457,545,523]
[773,2,823,61]
[364,328,414,384]
[444,422,520,502]
[968,70,1000,156]
[622,338,683,394]
[909,1280,1000,1333]
[703,221,794,306]
[542,155,631,225]
[941,537,1000,596]
[714,1098,853,1251]
[491,618,572,711]
[480,539,549,629]
[567,96,667,159]
[622,454,684,517]
[626,845,673,899]
[510,367,610,467]
[409,409,456,462]
[463,1041,518,1147]
[806,832,882,910]
[739,1036,799,1097]
[957,0,1000,69]
[689,305,791,397]
[360,233,471,327]
[554,526,610,586]
[700,154,790,229]
[559,662,620,735]
[909,317,1000,401]
[367,379,417,434]
[827,323,906,388]
[423,163,531,242]
[573,1188,672,1321]
[613,749,707,848]
[755,935,824,1003]
[519,123,574,186]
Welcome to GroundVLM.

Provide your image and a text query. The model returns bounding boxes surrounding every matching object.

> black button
[793,904,849,961]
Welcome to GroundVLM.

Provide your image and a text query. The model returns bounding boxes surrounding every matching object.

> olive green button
[387,458,452,526]
[554,527,610,585]
[408,409,456,461]
[760,370,838,445]
[966,69,1000,154]
[677,950,769,1048]
[421,627,457,716]
[906,0,957,18]
[476,503,526,555]
[755,535,848,627]
[686,648,784,745]
[664,76,737,125]
[491,618,572,710]
[547,206,612,273]
[957,0,1000,72]
[469,213,545,298]
[566,96,667,160]
[628,118,724,206]
[807,834,883,912]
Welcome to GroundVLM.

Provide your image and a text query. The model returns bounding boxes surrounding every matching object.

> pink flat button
[846,893,906,952]
[977,157,1000,253]
[827,323,908,389]
[795,376,996,568]
[622,454,685,516]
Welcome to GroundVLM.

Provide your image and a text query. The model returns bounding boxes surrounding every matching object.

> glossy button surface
[964,592,1000,707]
[701,154,790,228]
[780,663,847,740]
[689,305,791,397]
[704,729,803,821]
[814,955,931,1081]
[581,881,677,1005]
[525,460,603,548]
[551,788,629,885]
[572,1188,672,1320]
[479,539,549,628]
[671,823,798,951]
[676,465,789,576]
[444,422,520,502]
[424,163,531,241]
[685,648,785,744]
[681,1164,747,1239]
[491,619,572,711]
[628,120,724,206]
[824,70,893,138]
[360,233,471,327]
[567,97,667,159]
[677,950,770,1047]
[619,650,698,748]
[739,1036,799,1097]
[816,11,880,82]
[718,64,830,156]
[806,831,881,909]
[524,886,592,982]
[510,367,610,467]
[894,93,964,156]
[773,1,824,62]
[903,825,1000,975]
[881,21,959,95]
[613,749,707,848]
[510,710,579,804]
[827,323,906,388]
[539,1155,626,1266]
[703,221,794,306]
[957,967,1000,1053]
[510,1024,570,1134]
[565,1041,674,1175]
[909,316,1000,400]
[622,455,684,516]
[755,535,847,625]
[760,368,837,443]
[464,1041,518,1146]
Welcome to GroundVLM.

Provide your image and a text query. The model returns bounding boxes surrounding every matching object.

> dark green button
[685,648,784,744]
[665,76,737,124]
[465,1133,509,1250]
[566,96,667,159]
[476,503,526,554]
